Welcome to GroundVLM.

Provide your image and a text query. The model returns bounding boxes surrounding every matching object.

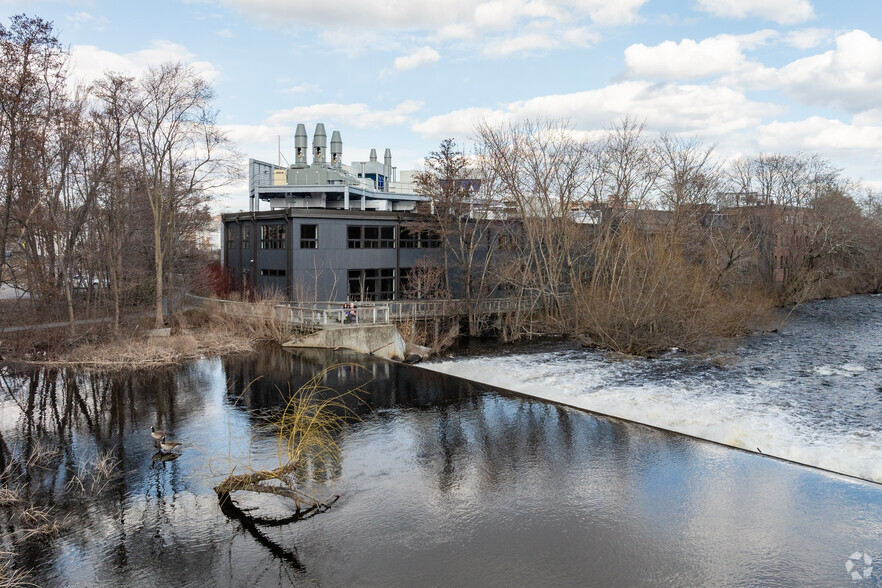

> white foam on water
[422,353,882,484]
[813,363,867,377]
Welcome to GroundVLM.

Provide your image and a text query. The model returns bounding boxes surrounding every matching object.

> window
[348,268,396,301]
[241,226,250,249]
[225,226,235,251]
[260,224,286,249]
[259,268,286,277]
[347,225,362,248]
[347,225,395,249]
[300,224,317,249]
[380,226,395,248]
[399,228,440,249]
[496,233,515,250]
[364,226,379,248]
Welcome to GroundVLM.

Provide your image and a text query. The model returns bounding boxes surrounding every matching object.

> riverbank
[0,308,271,369]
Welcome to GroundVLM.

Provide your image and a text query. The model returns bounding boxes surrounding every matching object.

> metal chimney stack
[294,124,308,168]
[330,130,343,168]
[313,123,327,164]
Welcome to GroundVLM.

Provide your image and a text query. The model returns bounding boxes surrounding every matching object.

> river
[0,296,880,586]
[425,294,882,484]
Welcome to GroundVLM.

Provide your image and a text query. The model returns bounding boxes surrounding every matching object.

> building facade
[222,123,441,301]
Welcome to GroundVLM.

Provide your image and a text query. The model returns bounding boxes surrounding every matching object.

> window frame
[300,224,318,249]
[260,224,287,250]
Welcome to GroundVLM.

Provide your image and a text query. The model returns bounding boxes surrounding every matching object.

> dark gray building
[222,123,440,301]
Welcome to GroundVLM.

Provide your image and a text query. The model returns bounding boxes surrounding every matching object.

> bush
[571,227,773,355]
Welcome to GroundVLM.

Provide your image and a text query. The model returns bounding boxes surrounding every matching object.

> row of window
[347,225,396,248]
[226,224,441,251]
[253,267,404,301]
[253,266,439,302]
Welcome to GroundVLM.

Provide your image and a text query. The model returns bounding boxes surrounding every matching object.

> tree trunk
[154,218,163,328]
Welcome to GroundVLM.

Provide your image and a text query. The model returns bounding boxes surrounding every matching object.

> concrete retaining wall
[282,324,406,361]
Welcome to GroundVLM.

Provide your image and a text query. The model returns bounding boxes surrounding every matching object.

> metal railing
[187,295,392,328]
[187,294,537,329]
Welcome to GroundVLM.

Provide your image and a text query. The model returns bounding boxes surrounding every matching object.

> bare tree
[411,138,498,334]
[0,14,67,292]
[125,62,239,328]
[476,118,593,336]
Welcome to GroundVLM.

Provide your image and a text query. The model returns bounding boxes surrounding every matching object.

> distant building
[222,123,441,301]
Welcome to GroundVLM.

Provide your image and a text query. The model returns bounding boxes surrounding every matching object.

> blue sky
[5,0,882,211]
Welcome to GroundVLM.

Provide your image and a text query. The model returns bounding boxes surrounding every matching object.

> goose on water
[150,426,170,441]
[159,436,182,452]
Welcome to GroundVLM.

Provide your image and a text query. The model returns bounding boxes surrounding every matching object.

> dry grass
[29,327,256,370]
[0,289,303,368]
[0,489,20,508]
[65,449,119,495]
[0,561,37,588]
[209,289,302,344]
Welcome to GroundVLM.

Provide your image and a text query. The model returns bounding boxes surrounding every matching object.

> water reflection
[0,347,880,586]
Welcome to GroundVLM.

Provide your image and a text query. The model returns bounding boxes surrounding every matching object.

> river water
[425,294,882,484]
[0,296,880,586]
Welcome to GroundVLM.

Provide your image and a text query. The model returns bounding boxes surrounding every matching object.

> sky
[3,0,882,212]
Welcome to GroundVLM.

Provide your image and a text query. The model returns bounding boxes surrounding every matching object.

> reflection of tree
[0,361,213,583]
[219,498,306,570]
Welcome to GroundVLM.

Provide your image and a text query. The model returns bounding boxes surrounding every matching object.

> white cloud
[694,0,815,25]
[484,26,600,57]
[267,100,424,128]
[412,81,778,139]
[281,83,318,94]
[623,31,780,80]
[216,28,236,38]
[70,41,221,85]
[562,27,603,47]
[221,123,295,146]
[575,0,649,26]
[204,0,636,62]
[782,27,831,49]
[773,30,882,113]
[484,33,557,57]
[67,12,109,30]
[754,116,882,152]
[624,37,747,79]
[853,109,882,126]
[393,46,440,71]
[214,0,646,37]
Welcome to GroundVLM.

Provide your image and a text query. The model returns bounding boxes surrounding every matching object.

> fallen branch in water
[214,459,337,512]
[214,364,366,517]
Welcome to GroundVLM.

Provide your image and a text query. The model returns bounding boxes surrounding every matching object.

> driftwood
[214,459,338,514]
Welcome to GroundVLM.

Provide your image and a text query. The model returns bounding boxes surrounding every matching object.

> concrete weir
[283,324,407,361]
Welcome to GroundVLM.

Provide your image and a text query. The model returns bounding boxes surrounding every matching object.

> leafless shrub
[395,317,459,355]
[573,226,773,355]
